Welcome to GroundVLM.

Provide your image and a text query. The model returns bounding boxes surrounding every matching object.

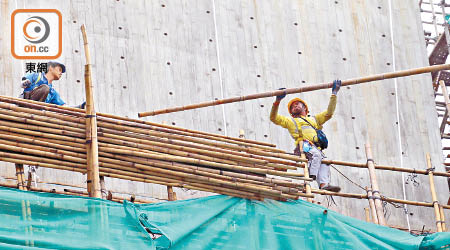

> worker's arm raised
[315,80,341,126]
[270,88,291,128]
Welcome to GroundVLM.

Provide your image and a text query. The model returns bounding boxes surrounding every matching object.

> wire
[331,165,365,191]
[331,164,408,218]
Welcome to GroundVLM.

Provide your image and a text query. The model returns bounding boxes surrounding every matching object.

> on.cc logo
[23,16,50,44]
[11,9,62,60]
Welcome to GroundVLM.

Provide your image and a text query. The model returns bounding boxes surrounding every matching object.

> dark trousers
[23,84,50,102]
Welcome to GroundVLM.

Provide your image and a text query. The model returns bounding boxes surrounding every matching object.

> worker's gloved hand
[332,79,341,95]
[276,88,287,101]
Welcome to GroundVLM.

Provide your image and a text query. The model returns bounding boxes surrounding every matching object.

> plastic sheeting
[0,186,449,249]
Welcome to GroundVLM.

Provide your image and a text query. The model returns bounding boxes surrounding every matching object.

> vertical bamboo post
[15,164,25,190]
[366,187,379,224]
[26,168,32,191]
[364,207,370,223]
[100,176,106,199]
[167,186,176,201]
[426,153,443,232]
[81,24,101,198]
[300,143,313,202]
[365,143,387,226]
[440,205,447,232]
[173,192,177,200]
[303,160,312,202]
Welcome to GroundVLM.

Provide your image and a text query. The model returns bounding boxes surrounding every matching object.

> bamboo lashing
[81,24,101,198]
[138,63,450,117]
[365,143,387,226]
[426,153,443,232]
[366,187,379,224]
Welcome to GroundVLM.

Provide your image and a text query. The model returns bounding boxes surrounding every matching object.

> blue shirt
[23,72,65,106]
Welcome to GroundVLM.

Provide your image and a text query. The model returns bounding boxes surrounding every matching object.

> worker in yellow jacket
[270,80,342,192]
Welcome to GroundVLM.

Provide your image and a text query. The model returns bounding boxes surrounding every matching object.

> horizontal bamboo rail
[138,64,450,117]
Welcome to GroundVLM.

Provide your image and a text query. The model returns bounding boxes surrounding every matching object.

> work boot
[320,184,341,192]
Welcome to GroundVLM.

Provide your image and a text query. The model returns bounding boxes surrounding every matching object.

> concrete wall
[0,0,448,229]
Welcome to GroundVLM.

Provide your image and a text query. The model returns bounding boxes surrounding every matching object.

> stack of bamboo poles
[0,95,314,201]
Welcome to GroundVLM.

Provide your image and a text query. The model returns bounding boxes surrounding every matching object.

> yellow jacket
[270,95,337,146]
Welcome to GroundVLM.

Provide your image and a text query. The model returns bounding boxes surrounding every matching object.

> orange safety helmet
[287,98,309,116]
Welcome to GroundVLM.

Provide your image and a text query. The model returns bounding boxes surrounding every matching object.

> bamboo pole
[26,169,32,191]
[167,186,175,201]
[138,63,450,117]
[96,120,280,153]
[100,176,106,199]
[0,95,276,148]
[440,205,447,231]
[365,143,386,226]
[5,103,450,176]
[299,142,313,202]
[81,24,101,198]
[0,146,306,200]
[0,127,307,189]
[15,164,25,190]
[0,104,85,128]
[0,110,85,133]
[366,187,379,224]
[364,207,371,223]
[0,178,162,203]
[0,135,297,195]
[6,107,449,176]
[426,153,443,232]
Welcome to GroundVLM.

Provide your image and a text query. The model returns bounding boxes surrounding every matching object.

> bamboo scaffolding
[2,135,301,195]
[81,24,101,198]
[310,188,450,209]
[0,181,156,204]
[0,124,307,189]
[0,95,276,148]
[2,95,450,204]
[138,63,450,117]
[366,187,379,224]
[440,205,447,231]
[364,208,371,223]
[167,186,175,201]
[0,143,307,200]
[15,164,25,191]
[365,143,386,226]
[427,153,443,232]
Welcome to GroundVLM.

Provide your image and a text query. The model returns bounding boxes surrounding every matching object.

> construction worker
[20,61,85,108]
[270,80,342,192]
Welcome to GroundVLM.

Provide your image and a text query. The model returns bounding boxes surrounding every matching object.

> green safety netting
[0,186,449,250]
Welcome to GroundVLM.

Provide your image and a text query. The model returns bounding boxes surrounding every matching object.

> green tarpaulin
[0,186,449,249]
